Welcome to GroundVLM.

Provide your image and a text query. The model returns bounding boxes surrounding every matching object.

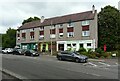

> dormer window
[82,20,90,26]
[67,22,74,27]
[30,28,34,32]
[58,24,63,28]
[39,26,44,31]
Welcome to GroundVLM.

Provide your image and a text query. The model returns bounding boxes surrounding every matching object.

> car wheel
[75,58,79,63]
[58,57,62,61]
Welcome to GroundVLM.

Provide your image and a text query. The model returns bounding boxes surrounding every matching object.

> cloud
[0,0,119,33]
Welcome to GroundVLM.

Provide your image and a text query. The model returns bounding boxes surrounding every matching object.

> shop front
[21,43,37,50]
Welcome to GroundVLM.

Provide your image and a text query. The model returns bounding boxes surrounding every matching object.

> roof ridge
[45,10,93,20]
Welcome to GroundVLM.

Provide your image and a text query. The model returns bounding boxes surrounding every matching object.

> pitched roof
[19,10,96,30]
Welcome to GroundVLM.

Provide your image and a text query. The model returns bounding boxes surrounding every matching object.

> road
[0,53,118,80]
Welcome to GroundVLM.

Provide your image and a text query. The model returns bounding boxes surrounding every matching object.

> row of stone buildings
[16,5,98,52]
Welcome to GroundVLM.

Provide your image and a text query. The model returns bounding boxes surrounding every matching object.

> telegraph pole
[50,21,53,55]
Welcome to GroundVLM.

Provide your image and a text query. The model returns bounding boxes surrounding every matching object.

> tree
[0,34,2,47]
[2,28,16,48]
[98,5,120,51]
[22,16,40,25]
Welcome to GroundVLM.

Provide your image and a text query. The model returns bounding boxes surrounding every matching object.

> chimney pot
[92,5,95,13]
[41,16,45,23]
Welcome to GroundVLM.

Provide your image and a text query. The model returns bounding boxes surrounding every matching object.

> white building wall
[57,39,95,51]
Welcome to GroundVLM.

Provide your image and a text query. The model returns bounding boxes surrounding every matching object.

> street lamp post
[50,21,53,56]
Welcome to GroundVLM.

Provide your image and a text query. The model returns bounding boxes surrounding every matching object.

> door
[58,44,64,51]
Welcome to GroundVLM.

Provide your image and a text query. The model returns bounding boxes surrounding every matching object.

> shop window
[87,43,91,46]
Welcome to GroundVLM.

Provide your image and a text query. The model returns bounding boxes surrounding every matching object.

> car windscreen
[73,52,80,55]
[30,50,35,53]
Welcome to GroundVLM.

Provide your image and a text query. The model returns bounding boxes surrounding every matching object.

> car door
[66,52,74,61]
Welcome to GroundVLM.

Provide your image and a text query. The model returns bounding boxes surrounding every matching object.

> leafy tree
[22,16,40,25]
[98,5,120,51]
[2,28,16,48]
[0,34,2,47]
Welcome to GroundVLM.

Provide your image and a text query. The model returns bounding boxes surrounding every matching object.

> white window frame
[59,33,63,38]
[87,43,91,47]
[82,20,90,26]
[30,28,34,32]
[67,32,74,37]
[50,26,55,29]
[30,35,34,40]
[50,34,56,38]
[82,31,90,36]
[67,22,74,27]
[21,30,26,33]
[39,27,44,31]
[39,35,44,40]
[17,37,20,40]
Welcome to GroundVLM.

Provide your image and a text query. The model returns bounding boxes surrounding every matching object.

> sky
[0,0,119,34]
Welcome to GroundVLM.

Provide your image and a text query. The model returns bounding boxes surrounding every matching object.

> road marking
[98,62,111,66]
[91,73,101,76]
[83,62,97,67]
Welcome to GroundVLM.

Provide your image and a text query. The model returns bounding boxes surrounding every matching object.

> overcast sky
[0,0,119,34]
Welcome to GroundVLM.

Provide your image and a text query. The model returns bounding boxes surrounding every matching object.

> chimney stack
[92,5,95,13]
[41,16,45,23]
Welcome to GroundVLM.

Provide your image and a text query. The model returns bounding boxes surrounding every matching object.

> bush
[89,54,97,58]
[78,48,86,53]
[87,48,93,54]
[95,48,104,54]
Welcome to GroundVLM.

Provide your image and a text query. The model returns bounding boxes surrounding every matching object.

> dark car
[24,50,39,56]
[13,49,26,55]
[56,51,88,63]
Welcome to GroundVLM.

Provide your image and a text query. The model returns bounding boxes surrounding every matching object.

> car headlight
[33,53,36,55]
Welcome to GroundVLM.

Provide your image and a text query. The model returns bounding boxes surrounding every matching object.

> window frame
[81,20,90,26]
[67,32,74,37]
[82,31,90,37]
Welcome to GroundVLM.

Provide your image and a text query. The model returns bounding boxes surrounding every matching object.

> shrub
[78,48,86,53]
[89,54,97,58]
[95,48,104,54]
[87,48,93,54]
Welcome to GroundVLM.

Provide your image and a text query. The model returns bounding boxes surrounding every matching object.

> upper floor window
[82,25,89,31]
[21,30,26,33]
[39,26,44,31]
[22,33,26,40]
[67,22,74,27]
[50,25,56,29]
[82,20,90,26]
[30,28,34,32]
[50,29,56,34]
[17,34,20,40]
[17,30,20,33]
[82,31,90,37]
[39,31,44,40]
[67,32,74,37]
[17,33,20,37]
[67,27,74,32]
[30,32,34,40]
[59,33,63,38]
[58,24,63,28]
[59,28,63,33]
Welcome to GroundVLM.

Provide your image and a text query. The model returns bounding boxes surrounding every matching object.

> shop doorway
[58,44,64,51]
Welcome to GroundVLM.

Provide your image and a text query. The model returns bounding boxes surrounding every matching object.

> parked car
[12,49,26,55]
[56,51,88,63]
[2,48,13,54]
[24,50,39,56]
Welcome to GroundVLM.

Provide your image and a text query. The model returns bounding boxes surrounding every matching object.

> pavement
[0,53,119,80]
